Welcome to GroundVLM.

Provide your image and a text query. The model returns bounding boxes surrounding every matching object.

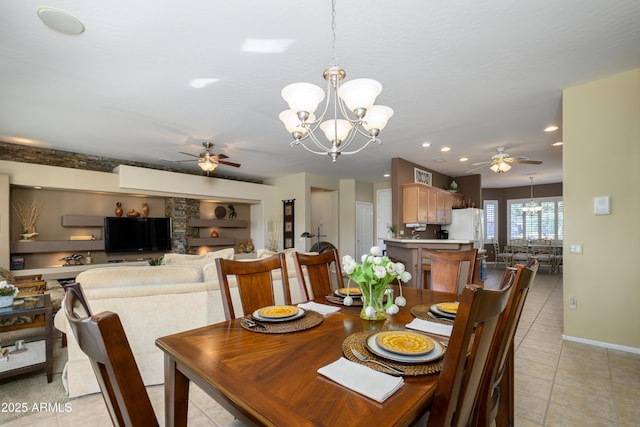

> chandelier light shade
[279,0,393,162]
[522,177,543,213]
[490,160,512,173]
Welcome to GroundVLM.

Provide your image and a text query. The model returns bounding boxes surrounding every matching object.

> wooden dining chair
[63,284,159,427]
[216,253,292,320]
[292,249,345,300]
[417,248,478,293]
[473,258,539,427]
[426,277,515,427]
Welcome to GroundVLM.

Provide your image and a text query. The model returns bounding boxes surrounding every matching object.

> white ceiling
[2,1,640,188]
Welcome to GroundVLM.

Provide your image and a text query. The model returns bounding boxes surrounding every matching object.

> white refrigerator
[442,208,484,250]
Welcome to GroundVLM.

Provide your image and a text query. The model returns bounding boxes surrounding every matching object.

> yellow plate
[336,287,362,296]
[436,302,459,315]
[257,305,299,319]
[375,331,435,356]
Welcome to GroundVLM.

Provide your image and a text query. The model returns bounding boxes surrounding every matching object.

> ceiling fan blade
[162,158,197,163]
[215,153,229,160]
[508,159,542,164]
[178,152,199,158]
[470,160,493,166]
[465,164,489,173]
[218,160,241,168]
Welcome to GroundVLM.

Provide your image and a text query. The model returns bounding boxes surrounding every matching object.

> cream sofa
[54,248,306,398]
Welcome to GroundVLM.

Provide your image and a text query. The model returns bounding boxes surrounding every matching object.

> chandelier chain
[330,0,338,67]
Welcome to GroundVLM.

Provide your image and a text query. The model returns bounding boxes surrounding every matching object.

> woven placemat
[411,305,455,325]
[325,295,363,306]
[342,331,445,376]
[240,310,323,334]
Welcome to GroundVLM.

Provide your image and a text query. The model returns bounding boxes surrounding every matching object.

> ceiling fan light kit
[279,0,393,162]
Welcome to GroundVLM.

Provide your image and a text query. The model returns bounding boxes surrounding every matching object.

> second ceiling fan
[175,141,241,175]
[467,146,542,173]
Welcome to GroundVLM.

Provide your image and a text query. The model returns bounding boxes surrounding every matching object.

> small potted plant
[0,281,19,308]
[387,224,397,238]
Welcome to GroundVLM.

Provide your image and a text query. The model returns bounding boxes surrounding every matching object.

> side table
[0,294,53,383]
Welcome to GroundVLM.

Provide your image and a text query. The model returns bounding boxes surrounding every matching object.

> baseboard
[562,334,640,355]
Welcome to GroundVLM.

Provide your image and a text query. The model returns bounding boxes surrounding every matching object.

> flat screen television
[104,217,172,253]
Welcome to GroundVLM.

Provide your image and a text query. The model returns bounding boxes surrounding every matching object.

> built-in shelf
[187,237,235,247]
[188,219,248,228]
[61,215,105,227]
[10,240,104,254]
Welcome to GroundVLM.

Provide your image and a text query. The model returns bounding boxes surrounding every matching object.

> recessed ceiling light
[440,147,450,152]
[459,157,468,162]
[552,141,564,146]
[383,173,390,178]
[544,125,559,132]
[242,39,295,53]
[37,7,85,35]
[421,142,431,148]
[189,78,220,88]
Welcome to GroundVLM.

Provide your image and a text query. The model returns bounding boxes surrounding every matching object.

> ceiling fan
[169,142,241,176]
[466,146,542,173]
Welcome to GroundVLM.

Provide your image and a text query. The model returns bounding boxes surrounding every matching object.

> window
[507,197,563,241]
[483,200,498,243]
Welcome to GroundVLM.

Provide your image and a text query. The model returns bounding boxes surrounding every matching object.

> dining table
[156,287,469,426]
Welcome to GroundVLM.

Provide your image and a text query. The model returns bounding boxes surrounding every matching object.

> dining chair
[473,258,539,427]
[530,239,554,273]
[426,278,515,426]
[417,248,478,293]
[216,253,292,320]
[292,249,345,300]
[492,239,512,269]
[63,284,159,427]
[509,238,530,265]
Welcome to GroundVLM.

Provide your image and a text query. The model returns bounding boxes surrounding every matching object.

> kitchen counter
[384,239,475,287]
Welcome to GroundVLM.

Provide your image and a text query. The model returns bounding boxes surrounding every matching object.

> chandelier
[522,177,543,213]
[279,0,393,162]
[490,160,511,173]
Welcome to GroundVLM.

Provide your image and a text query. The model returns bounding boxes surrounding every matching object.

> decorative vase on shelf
[127,209,140,217]
[210,230,219,238]
[141,203,149,218]
[0,295,14,308]
[115,202,123,217]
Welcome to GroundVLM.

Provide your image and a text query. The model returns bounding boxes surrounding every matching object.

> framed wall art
[283,199,295,249]
[414,167,432,186]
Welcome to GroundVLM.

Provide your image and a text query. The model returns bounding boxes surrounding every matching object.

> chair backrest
[292,249,344,300]
[63,285,158,427]
[418,248,478,293]
[428,279,515,427]
[473,259,538,426]
[216,253,292,320]
[510,238,529,253]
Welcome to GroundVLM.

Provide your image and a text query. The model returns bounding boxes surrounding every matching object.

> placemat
[342,331,445,376]
[325,295,363,306]
[240,310,323,334]
[411,304,455,325]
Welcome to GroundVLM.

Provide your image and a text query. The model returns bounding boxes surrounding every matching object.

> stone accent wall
[0,141,262,184]
[165,198,200,254]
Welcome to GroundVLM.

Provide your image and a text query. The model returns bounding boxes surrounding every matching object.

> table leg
[164,354,189,427]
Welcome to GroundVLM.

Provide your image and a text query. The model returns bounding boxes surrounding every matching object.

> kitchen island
[384,238,475,288]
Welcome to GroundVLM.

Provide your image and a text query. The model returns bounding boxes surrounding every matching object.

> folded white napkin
[405,318,453,337]
[317,357,404,403]
[297,301,340,315]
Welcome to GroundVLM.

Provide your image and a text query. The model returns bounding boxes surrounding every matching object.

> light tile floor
[2,269,639,426]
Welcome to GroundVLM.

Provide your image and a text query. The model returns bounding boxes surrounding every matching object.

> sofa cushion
[75,265,203,290]
[163,248,235,269]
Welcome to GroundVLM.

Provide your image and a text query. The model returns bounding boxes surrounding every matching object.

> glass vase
[358,283,388,321]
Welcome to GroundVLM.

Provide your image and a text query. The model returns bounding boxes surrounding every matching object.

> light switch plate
[594,196,611,215]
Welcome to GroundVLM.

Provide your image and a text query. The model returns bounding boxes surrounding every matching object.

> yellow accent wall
[563,69,640,348]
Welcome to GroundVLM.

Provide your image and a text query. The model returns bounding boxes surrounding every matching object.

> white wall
[563,69,640,349]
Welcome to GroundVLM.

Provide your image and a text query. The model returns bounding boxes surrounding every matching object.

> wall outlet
[569,296,577,310]
[399,230,404,236]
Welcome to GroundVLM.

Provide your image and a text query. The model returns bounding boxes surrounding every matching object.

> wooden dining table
[155,286,460,427]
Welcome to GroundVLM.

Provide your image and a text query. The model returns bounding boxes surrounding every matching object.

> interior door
[356,202,373,260]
